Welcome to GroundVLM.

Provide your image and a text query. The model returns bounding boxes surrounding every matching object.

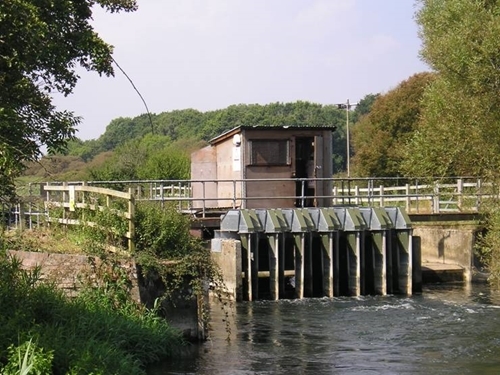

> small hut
[191,125,336,209]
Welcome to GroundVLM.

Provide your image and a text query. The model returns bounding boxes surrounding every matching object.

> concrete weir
[211,207,415,301]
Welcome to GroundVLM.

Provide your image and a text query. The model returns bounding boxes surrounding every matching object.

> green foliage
[0,0,137,200]
[0,251,182,375]
[417,0,500,98]
[99,116,153,153]
[354,94,380,117]
[92,138,148,181]
[88,135,191,181]
[65,139,102,163]
[134,202,193,259]
[476,199,500,288]
[404,1,500,178]
[155,109,204,141]
[1,339,54,375]
[78,206,129,255]
[351,72,435,177]
[412,0,500,284]
[133,202,231,336]
[137,147,190,180]
[400,76,500,177]
[23,155,88,181]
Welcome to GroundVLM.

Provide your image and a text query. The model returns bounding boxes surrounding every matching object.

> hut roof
[208,125,337,146]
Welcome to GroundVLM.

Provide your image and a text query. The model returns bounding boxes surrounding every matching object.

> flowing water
[150,284,500,374]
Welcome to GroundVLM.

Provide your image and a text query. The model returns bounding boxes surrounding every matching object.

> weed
[0,252,183,374]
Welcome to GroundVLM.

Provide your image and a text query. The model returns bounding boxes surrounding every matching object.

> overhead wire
[111,56,155,134]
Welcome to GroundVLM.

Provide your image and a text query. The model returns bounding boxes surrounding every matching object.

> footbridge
[14,177,487,300]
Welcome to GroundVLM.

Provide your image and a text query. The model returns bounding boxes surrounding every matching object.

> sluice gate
[212,207,415,301]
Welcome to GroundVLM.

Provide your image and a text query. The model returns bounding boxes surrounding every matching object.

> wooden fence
[41,183,135,252]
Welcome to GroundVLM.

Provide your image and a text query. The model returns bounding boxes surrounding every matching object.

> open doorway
[295,137,315,207]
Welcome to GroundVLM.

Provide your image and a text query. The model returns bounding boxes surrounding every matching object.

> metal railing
[6,177,491,227]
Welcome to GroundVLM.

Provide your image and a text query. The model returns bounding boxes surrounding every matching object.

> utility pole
[337,99,357,178]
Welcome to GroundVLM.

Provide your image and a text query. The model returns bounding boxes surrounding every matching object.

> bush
[134,202,193,259]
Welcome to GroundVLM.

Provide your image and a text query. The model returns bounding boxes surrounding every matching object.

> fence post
[128,188,135,253]
[333,186,338,205]
[160,183,164,208]
[457,178,463,211]
[433,184,440,214]
[232,180,237,209]
[301,180,306,208]
[18,202,25,231]
[405,184,411,213]
[62,182,68,223]
[355,186,360,205]
[202,181,206,218]
[367,179,372,206]
[81,182,87,223]
[379,185,384,207]
[477,178,482,211]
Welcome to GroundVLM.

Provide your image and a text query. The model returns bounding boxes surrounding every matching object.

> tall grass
[0,251,183,375]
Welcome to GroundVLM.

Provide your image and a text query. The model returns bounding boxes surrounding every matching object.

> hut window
[250,140,290,165]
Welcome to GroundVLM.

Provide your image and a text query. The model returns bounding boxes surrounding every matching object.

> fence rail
[8,183,135,252]
[7,177,493,227]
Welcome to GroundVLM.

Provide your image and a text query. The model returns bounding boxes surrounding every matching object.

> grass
[3,227,83,254]
[0,246,184,375]
[0,200,222,373]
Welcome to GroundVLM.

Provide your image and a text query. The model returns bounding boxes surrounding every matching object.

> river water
[151,283,500,374]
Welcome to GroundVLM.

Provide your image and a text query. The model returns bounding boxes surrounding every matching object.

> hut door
[313,135,324,207]
[295,137,314,207]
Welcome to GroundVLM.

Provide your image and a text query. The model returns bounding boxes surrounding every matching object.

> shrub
[134,202,193,259]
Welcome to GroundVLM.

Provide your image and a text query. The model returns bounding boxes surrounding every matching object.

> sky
[53,0,430,141]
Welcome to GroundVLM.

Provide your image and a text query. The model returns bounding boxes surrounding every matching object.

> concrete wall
[211,238,242,301]
[7,250,204,341]
[412,222,480,282]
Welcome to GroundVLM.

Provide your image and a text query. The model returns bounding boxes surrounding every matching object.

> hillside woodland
[21,100,377,182]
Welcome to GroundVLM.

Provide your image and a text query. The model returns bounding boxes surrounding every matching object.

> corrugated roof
[208,124,337,145]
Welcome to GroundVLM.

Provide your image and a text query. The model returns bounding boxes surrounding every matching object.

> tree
[402,0,500,178]
[0,0,137,199]
[409,0,500,284]
[69,101,348,174]
[354,94,379,117]
[350,72,435,177]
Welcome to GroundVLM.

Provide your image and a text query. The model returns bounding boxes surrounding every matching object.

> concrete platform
[422,262,465,283]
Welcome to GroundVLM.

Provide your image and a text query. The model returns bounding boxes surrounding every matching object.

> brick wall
[7,250,204,341]
[8,250,140,301]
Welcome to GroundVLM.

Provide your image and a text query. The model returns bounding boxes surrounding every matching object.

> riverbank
[0,252,184,375]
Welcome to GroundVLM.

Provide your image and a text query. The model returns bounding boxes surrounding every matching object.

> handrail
[11,177,489,229]
[34,176,488,217]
